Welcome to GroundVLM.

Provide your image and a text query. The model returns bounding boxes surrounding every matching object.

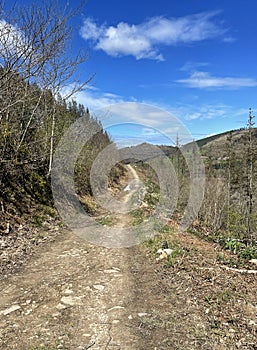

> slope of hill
[152,127,257,159]
[197,128,257,158]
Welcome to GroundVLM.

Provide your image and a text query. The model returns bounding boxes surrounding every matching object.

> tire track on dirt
[0,165,146,349]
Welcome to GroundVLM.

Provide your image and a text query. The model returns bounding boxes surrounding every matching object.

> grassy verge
[188,224,257,267]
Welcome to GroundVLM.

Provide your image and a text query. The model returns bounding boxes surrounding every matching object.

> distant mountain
[121,143,172,163]
[195,128,257,158]
[119,127,257,163]
[162,127,257,159]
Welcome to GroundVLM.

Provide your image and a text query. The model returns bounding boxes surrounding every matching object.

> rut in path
[0,231,146,349]
[0,165,148,349]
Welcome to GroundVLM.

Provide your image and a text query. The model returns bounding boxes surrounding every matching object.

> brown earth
[0,166,256,350]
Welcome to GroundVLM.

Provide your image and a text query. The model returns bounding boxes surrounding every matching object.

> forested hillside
[166,114,257,260]
[196,115,257,250]
[0,71,110,215]
[127,116,257,262]
[0,1,116,234]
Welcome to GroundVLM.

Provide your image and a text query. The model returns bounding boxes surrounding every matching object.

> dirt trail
[0,230,142,349]
[126,165,139,182]
[0,166,256,349]
[0,166,146,349]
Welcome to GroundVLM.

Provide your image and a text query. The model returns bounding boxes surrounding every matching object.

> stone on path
[0,305,21,316]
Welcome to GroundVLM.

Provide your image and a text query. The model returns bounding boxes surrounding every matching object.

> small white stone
[0,305,21,316]
[163,248,173,256]
[159,253,166,260]
[128,315,133,320]
[24,309,33,315]
[93,284,105,291]
[60,296,82,306]
[64,289,74,295]
[56,303,68,310]
[249,259,257,265]
[138,312,148,317]
[112,320,120,324]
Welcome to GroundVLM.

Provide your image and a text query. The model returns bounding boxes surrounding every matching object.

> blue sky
[5,0,257,145]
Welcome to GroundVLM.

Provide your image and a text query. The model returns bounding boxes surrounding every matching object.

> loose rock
[0,304,21,316]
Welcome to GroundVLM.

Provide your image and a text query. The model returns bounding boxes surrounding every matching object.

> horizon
[109,123,250,149]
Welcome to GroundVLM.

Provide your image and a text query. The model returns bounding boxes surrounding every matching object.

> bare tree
[246,108,255,238]
[0,0,91,172]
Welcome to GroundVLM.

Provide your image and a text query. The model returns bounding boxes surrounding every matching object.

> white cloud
[177,71,257,89]
[62,84,252,146]
[61,86,190,142]
[80,11,227,60]
[180,61,209,72]
[0,20,29,58]
[80,17,105,41]
[62,84,249,125]
[61,84,125,110]
[168,103,248,123]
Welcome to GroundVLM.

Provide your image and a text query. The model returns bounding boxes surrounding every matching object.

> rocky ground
[0,166,256,349]
[0,227,256,350]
